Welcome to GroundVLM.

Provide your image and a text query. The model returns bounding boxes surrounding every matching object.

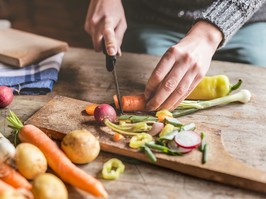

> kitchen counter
[1,47,266,199]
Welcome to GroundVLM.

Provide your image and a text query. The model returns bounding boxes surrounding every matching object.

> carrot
[7,111,108,198]
[113,133,125,142]
[85,103,98,115]
[0,163,32,190]
[113,94,146,112]
[0,179,15,193]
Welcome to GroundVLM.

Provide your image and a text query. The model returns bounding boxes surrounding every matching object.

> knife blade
[102,40,123,114]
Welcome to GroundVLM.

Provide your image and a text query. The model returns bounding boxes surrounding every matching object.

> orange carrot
[0,163,32,190]
[7,111,108,198]
[0,179,15,193]
[113,94,146,112]
[113,133,125,142]
[85,103,98,115]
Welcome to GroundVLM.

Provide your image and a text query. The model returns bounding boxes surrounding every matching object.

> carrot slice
[113,94,146,112]
[0,163,32,190]
[85,104,98,115]
[113,133,125,142]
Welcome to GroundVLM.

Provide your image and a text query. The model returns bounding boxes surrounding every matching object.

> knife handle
[102,39,116,72]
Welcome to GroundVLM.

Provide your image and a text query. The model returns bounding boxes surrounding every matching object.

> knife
[102,40,123,114]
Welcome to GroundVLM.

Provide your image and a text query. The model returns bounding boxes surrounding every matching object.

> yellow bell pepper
[187,75,242,100]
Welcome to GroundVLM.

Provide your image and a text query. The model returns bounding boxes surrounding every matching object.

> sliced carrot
[85,103,98,115]
[113,94,146,112]
[0,179,15,193]
[7,111,108,198]
[0,163,32,190]
[113,133,125,142]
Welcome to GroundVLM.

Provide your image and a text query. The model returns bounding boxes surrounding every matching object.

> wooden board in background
[0,28,69,67]
[25,95,266,194]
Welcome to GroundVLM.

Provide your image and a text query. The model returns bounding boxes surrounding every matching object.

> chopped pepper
[156,109,173,122]
[102,158,125,180]
[187,75,242,100]
[129,133,153,149]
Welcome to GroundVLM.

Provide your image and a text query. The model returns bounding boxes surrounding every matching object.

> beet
[94,104,117,124]
[0,86,14,108]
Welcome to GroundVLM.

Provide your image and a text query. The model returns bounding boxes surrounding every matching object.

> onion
[94,104,117,124]
[0,86,14,108]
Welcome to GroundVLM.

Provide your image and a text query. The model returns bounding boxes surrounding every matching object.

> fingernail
[107,47,116,56]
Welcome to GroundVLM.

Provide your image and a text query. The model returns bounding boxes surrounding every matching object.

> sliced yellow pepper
[129,133,153,149]
[102,158,125,180]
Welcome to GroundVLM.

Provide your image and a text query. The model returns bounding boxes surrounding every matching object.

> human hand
[84,0,127,56]
[144,21,223,111]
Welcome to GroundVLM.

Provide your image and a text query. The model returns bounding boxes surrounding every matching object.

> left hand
[144,21,223,111]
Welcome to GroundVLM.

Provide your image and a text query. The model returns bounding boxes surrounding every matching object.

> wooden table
[1,47,266,199]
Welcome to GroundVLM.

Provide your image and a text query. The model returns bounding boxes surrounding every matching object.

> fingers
[145,46,205,111]
[103,22,117,56]
[144,48,176,101]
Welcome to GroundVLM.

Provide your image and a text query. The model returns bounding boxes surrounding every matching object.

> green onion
[172,89,251,117]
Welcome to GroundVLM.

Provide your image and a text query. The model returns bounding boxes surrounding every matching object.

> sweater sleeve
[196,0,266,47]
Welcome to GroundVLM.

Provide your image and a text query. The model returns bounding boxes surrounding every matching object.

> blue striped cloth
[0,53,64,95]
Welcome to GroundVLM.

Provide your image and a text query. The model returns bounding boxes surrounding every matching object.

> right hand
[84,0,127,56]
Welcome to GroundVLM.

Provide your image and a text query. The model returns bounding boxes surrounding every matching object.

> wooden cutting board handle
[25,95,266,194]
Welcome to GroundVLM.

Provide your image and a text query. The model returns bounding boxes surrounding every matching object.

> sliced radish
[174,131,201,149]
[167,140,193,154]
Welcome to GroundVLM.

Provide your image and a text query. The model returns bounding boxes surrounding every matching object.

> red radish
[174,131,201,149]
[148,122,164,136]
[94,104,117,124]
[167,140,193,154]
[0,86,14,108]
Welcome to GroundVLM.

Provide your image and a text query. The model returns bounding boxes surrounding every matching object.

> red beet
[94,104,117,124]
[0,86,14,108]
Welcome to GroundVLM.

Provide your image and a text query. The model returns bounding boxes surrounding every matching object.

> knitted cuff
[196,0,265,47]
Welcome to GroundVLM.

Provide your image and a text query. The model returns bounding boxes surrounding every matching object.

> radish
[0,86,14,108]
[94,104,117,124]
[174,131,201,149]
[167,140,193,154]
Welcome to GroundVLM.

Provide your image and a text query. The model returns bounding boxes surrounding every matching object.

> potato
[32,173,68,199]
[15,143,47,180]
[61,129,100,164]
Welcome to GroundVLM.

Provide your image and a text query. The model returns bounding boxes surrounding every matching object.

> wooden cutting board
[0,28,68,67]
[25,95,266,194]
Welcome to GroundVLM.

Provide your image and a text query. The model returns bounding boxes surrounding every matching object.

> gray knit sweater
[123,0,266,45]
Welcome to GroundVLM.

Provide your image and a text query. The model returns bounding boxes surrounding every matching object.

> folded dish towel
[0,53,64,95]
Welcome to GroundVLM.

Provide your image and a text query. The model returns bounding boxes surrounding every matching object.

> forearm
[196,0,266,46]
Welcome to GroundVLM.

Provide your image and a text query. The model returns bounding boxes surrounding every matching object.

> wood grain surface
[1,48,266,199]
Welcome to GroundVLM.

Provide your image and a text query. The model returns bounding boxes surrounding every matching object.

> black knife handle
[102,39,116,72]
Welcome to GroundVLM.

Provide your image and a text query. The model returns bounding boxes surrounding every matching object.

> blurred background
[0,0,91,48]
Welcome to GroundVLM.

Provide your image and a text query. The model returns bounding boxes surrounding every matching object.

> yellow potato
[32,173,68,199]
[61,129,100,164]
[15,143,47,180]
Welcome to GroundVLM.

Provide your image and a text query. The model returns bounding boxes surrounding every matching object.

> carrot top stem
[6,111,24,145]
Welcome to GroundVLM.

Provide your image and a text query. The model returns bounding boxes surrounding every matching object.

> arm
[84,0,127,56]
[144,0,265,111]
